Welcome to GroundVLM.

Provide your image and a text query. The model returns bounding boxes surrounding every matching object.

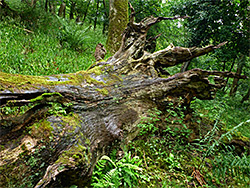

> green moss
[85,74,105,85]
[55,143,91,167]
[67,70,106,85]
[87,64,106,75]
[0,62,117,93]
[28,119,53,139]
[0,147,45,188]
[0,65,112,91]
[52,113,93,168]
[96,88,109,96]
[0,71,68,91]
[106,0,128,53]
[30,92,63,103]
[61,113,81,130]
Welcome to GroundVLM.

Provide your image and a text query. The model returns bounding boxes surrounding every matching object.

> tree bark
[30,0,37,8]
[102,0,108,34]
[49,1,56,14]
[82,0,91,24]
[180,60,191,72]
[70,1,76,20]
[222,59,236,91]
[0,6,246,188]
[45,0,48,12]
[106,0,128,54]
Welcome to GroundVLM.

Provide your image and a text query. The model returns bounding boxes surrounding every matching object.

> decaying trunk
[0,4,247,188]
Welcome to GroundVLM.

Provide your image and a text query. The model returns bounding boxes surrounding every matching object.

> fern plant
[56,15,90,51]
[212,151,250,183]
[91,151,147,188]
[195,119,250,185]
[200,119,250,164]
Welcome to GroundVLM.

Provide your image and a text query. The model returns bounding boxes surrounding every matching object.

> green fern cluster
[194,119,250,185]
[91,151,147,188]
[212,152,250,183]
[56,16,91,51]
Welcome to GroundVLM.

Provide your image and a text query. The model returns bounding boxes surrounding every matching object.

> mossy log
[0,5,247,188]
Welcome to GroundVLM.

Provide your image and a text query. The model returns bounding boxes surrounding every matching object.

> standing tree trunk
[58,2,66,18]
[31,0,37,8]
[229,55,245,96]
[0,4,246,188]
[82,0,91,24]
[102,0,108,34]
[45,0,48,12]
[94,0,100,30]
[241,87,250,103]
[70,1,76,20]
[222,59,236,91]
[106,0,128,54]
[49,1,56,14]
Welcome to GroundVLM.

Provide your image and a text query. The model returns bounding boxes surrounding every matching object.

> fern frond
[100,155,117,168]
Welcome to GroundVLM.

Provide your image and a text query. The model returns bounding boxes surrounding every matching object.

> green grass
[191,90,250,138]
[0,15,107,76]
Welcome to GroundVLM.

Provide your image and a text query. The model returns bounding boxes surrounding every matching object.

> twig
[11,25,34,33]
[23,28,33,33]
[143,150,148,169]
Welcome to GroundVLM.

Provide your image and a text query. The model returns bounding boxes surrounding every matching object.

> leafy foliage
[171,0,249,60]
[129,0,187,51]
[192,91,250,137]
[212,152,250,183]
[56,15,91,51]
[91,151,147,188]
[128,99,250,187]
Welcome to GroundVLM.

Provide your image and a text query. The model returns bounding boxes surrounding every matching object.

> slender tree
[230,55,246,96]
[82,0,91,23]
[94,0,100,30]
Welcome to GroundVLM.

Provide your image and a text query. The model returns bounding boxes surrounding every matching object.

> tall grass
[0,14,107,76]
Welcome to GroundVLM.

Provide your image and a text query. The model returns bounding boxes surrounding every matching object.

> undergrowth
[91,99,250,187]
[191,90,250,138]
[0,12,106,76]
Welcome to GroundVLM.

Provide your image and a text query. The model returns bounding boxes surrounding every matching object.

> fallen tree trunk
[0,5,246,188]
